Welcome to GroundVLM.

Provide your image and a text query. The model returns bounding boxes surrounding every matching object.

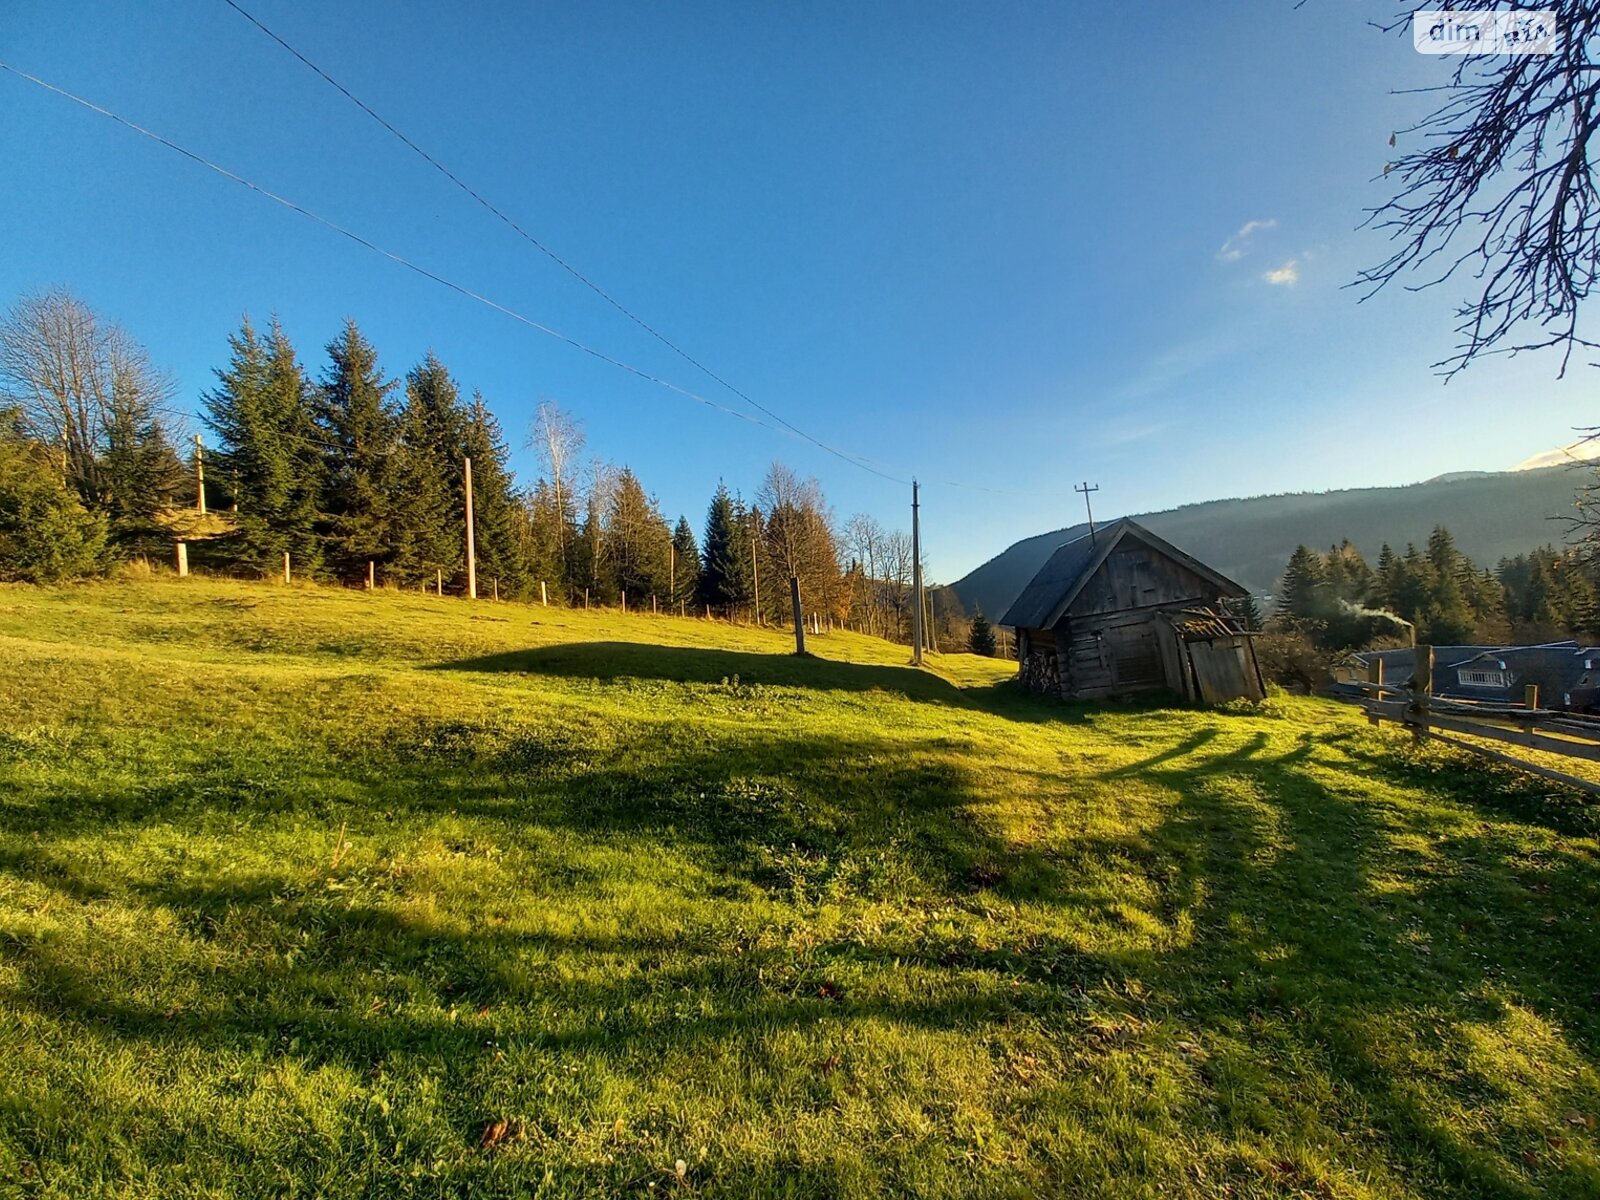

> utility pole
[464,455,477,600]
[1075,481,1100,541]
[790,575,806,655]
[194,435,207,514]
[911,479,924,666]
[749,509,761,625]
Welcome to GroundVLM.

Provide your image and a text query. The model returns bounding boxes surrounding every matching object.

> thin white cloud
[1262,259,1299,286]
[1217,218,1277,262]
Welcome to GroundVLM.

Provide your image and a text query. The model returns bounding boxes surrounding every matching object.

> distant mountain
[950,465,1588,623]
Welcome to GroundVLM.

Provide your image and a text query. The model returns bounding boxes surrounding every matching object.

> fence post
[540,580,547,607]
[367,560,374,590]
[493,578,499,602]
[283,551,291,584]
[621,590,627,614]
[175,541,188,577]
[437,568,443,596]
[1367,657,1383,726]
[1412,645,1433,741]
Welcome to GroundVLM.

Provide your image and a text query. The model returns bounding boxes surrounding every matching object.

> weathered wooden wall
[1067,544,1216,618]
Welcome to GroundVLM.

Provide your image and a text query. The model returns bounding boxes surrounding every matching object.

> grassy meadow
[0,576,1597,1198]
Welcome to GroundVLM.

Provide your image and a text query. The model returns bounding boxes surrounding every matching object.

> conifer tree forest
[0,290,956,645]
[1272,528,1600,650]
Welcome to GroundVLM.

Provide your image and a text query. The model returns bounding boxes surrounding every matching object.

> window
[1459,668,1507,687]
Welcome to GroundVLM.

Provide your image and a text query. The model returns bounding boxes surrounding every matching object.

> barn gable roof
[998,517,1246,630]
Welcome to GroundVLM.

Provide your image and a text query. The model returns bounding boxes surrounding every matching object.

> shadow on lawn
[429,641,979,706]
[3,713,1600,1195]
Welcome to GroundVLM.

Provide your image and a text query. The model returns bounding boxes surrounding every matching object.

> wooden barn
[1000,518,1265,703]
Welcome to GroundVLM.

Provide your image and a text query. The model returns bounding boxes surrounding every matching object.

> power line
[0,61,910,484]
[218,0,895,483]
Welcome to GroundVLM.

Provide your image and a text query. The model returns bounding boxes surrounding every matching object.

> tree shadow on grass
[5,709,1600,1195]
[428,642,981,707]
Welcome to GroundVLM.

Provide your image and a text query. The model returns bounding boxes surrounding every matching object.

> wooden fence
[1357,646,1600,796]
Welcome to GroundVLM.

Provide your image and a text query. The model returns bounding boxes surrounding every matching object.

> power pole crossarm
[1075,481,1099,541]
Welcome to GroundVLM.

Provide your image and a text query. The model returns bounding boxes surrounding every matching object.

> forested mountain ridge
[951,465,1586,621]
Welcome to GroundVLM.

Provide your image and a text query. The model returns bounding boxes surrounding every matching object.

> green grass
[1,577,1597,1198]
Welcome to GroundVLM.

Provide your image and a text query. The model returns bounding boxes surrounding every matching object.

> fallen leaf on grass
[479,1118,522,1151]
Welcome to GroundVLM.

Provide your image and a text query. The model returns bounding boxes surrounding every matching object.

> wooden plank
[1425,730,1600,796]
[1418,713,1600,764]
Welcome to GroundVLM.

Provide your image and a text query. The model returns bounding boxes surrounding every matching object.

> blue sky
[1,2,1586,579]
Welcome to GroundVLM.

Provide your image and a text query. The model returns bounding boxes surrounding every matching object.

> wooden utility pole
[284,551,291,584]
[540,580,547,607]
[194,435,207,514]
[175,541,188,577]
[1075,481,1099,540]
[437,567,442,596]
[463,456,478,600]
[366,560,375,590]
[669,543,675,606]
[911,479,924,666]
[790,575,806,655]
[749,510,761,625]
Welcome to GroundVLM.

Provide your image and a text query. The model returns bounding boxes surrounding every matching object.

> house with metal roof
[1336,641,1600,711]
[999,517,1264,703]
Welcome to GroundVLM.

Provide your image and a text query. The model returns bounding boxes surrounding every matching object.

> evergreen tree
[204,318,324,575]
[389,353,463,586]
[1375,543,1400,610]
[519,479,567,600]
[99,378,184,554]
[968,608,997,656]
[1277,545,1325,626]
[697,483,752,616]
[462,391,529,596]
[670,515,701,609]
[1231,592,1264,631]
[0,410,108,581]
[314,320,398,582]
[604,468,672,603]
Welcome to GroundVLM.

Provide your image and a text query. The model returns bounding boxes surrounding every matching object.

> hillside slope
[952,464,1585,621]
[0,578,1596,1197]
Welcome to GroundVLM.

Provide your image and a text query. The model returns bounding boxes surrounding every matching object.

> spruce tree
[100,382,184,554]
[390,354,463,586]
[461,391,529,596]
[1277,545,1325,626]
[968,608,997,656]
[671,515,701,609]
[314,320,398,582]
[203,318,323,575]
[697,483,752,616]
[604,468,672,602]
[1233,592,1264,631]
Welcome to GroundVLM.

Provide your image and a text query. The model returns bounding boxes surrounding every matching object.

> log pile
[1018,650,1061,696]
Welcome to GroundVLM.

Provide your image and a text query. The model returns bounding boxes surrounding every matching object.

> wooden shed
[999,518,1264,703]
